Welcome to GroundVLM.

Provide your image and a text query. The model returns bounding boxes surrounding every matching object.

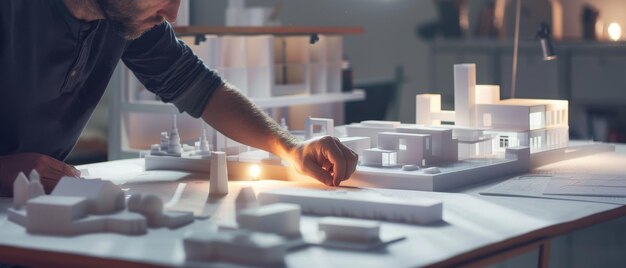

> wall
[190,0,437,123]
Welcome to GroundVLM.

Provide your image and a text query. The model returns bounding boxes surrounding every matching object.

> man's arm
[201,83,358,186]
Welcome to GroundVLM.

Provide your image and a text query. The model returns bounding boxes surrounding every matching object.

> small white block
[402,165,420,171]
[237,203,301,237]
[27,195,88,235]
[235,186,258,212]
[318,217,380,243]
[163,211,194,229]
[423,167,441,174]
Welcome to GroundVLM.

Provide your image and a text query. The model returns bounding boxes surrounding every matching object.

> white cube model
[377,132,432,166]
[396,126,458,164]
[304,117,334,140]
[361,148,398,167]
[237,203,301,237]
[338,136,371,157]
[27,196,88,235]
[318,217,381,243]
[345,120,401,147]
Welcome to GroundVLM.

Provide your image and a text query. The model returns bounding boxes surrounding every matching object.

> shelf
[121,90,366,114]
[174,26,364,36]
[254,90,365,107]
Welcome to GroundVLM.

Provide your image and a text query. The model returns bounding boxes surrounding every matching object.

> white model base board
[530,143,616,168]
[343,147,530,192]
[258,188,443,224]
[145,144,601,193]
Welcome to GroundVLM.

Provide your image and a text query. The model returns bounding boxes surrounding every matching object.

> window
[425,137,430,151]
[530,112,543,130]
[399,138,407,151]
[499,136,509,148]
[382,152,397,167]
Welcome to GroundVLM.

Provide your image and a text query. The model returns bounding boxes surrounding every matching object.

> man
[0,0,358,196]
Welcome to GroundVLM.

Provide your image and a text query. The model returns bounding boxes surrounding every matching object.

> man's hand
[285,136,359,187]
[201,85,358,186]
[0,153,80,196]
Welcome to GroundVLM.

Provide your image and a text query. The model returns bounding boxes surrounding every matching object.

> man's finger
[303,158,333,186]
[336,142,358,182]
[63,164,80,177]
[321,137,347,186]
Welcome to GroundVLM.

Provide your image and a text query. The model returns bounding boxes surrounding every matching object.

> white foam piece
[258,188,443,224]
[318,217,380,243]
[237,203,301,237]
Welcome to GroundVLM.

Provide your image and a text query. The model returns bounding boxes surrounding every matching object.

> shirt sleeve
[121,22,223,118]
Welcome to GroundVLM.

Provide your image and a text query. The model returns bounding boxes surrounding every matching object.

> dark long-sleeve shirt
[0,0,223,160]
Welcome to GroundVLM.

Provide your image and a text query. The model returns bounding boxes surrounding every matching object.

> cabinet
[108,27,364,160]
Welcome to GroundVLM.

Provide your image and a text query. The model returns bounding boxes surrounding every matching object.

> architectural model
[140,63,613,193]
[416,63,569,154]
[258,187,443,224]
[7,173,194,236]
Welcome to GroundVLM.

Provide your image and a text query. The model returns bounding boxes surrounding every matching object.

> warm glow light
[608,22,622,41]
[249,165,261,180]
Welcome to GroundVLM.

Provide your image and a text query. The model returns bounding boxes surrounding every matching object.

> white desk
[0,147,625,267]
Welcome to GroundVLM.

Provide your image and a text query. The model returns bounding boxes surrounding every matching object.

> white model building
[8,174,194,236]
[237,203,301,237]
[184,229,289,267]
[345,120,402,147]
[304,117,334,140]
[149,115,206,158]
[416,63,569,154]
[258,187,443,224]
[357,126,459,167]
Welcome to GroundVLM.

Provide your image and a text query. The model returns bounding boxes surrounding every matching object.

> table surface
[0,145,625,268]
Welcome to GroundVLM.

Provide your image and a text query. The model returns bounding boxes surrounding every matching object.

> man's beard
[95,0,164,40]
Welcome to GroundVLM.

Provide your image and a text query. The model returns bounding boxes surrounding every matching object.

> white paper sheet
[480,175,626,205]
[543,176,626,197]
